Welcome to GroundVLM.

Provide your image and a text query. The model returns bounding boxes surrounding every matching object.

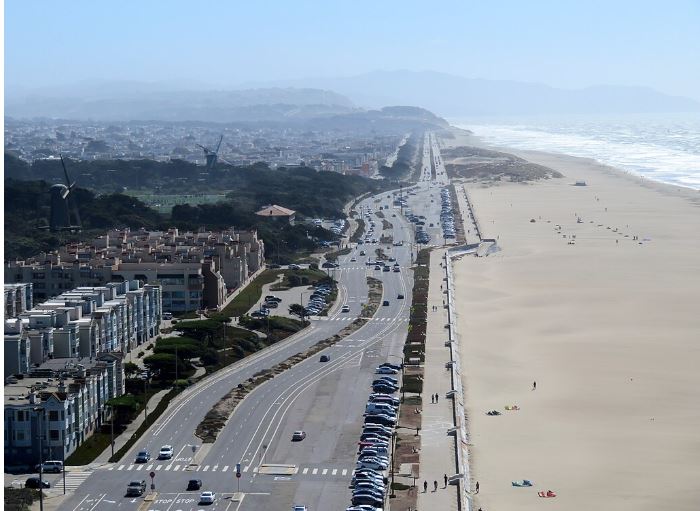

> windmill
[196,134,223,171]
[47,154,82,231]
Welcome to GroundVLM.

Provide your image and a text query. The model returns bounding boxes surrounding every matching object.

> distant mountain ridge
[241,70,700,116]
[5,86,358,122]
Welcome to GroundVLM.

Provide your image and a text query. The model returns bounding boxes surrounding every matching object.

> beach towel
[512,480,533,487]
[538,490,557,498]
[505,405,520,411]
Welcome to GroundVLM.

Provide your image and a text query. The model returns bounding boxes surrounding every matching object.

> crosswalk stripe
[312,468,318,475]
[223,465,229,472]
[332,469,338,475]
[135,465,142,471]
[146,464,153,470]
[243,465,250,472]
[342,469,348,476]
[322,469,328,475]
[213,465,219,472]
[203,465,209,472]
[155,465,162,471]
[165,465,172,471]
[108,466,113,471]
[117,465,125,471]
[174,465,180,471]
[302,468,309,475]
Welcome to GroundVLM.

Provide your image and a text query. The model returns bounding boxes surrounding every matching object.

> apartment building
[5,227,264,312]
[4,283,33,318]
[4,356,122,471]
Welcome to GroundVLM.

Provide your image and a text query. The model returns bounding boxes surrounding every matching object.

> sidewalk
[417,248,459,511]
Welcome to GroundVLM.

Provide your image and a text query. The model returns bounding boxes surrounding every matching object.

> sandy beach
[443,129,700,510]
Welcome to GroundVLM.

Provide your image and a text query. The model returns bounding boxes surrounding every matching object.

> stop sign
[149,471,155,479]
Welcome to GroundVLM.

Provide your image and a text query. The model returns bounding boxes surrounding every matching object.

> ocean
[454,114,700,190]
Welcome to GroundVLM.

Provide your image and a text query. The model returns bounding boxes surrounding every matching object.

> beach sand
[444,130,700,510]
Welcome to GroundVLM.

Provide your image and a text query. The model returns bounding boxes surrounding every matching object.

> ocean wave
[456,119,700,190]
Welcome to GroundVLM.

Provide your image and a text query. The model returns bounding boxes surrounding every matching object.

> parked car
[292,431,307,441]
[36,460,63,473]
[382,300,390,306]
[397,294,404,299]
[320,355,330,362]
[26,477,50,489]
[375,367,398,375]
[288,264,301,270]
[341,305,350,313]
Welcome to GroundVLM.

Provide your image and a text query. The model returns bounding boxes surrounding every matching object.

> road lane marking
[342,469,348,476]
[322,469,328,475]
[203,465,209,471]
[302,468,308,474]
[173,465,180,471]
[312,468,318,475]
[118,465,125,471]
[243,465,249,472]
[332,469,338,475]
[135,465,143,470]
[223,465,229,472]
[156,464,163,470]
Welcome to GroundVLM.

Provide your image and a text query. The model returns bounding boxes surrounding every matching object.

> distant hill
[4,85,357,122]
[245,70,700,116]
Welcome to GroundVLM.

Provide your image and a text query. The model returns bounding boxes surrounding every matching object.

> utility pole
[144,377,148,420]
[109,406,115,458]
[34,407,44,511]
[62,430,66,494]
[174,345,178,388]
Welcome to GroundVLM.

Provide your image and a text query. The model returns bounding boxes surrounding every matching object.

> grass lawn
[214,270,281,318]
[65,432,113,466]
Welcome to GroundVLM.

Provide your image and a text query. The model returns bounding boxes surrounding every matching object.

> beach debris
[530,218,536,223]
[504,405,520,411]
[486,410,502,416]
[512,480,533,487]
[538,490,557,498]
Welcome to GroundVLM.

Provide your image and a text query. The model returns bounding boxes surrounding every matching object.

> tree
[288,303,306,321]
[143,353,187,381]
[123,362,140,377]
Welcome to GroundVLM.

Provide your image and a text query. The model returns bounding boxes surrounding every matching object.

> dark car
[320,355,330,362]
[135,450,151,463]
[382,300,389,306]
[187,479,203,491]
[25,477,50,489]
[397,294,404,299]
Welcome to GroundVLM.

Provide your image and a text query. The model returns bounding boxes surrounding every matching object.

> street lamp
[33,407,45,511]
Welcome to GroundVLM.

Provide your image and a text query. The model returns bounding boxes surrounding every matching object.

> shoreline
[441,126,700,510]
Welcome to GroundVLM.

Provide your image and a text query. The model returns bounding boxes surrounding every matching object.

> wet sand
[444,130,700,510]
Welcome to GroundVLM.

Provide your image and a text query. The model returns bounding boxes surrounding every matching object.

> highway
[55,132,452,511]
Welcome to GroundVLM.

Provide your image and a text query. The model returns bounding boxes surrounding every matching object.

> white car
[375,367,398,375]
[199,491,216,504]
[158,445,173,459]
[342,305,350,313]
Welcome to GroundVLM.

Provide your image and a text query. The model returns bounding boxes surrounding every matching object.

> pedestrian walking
[532,381,537,391]
[475,481,480,493]
[436,393,439,404]
[424,480,428,493]
[431,394,434,404]
[434,480,438,491]
[444,473,448,487]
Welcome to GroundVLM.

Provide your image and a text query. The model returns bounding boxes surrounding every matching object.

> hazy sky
[5,0,700,100]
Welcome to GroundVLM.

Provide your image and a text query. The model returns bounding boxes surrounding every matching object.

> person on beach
[436,393,439,403]
[424,480,428,493]
[532,381,537,391]
[444,474,448,487]
[434,480,438,491]
[431,394,435,404]
[476,481,480,493]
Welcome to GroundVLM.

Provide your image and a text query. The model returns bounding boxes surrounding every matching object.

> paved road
[54,133,452,511]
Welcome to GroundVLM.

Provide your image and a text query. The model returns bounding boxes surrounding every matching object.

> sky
[4,0,700,100]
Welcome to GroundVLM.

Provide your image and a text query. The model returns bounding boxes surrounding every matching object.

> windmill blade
[59,154,75,199]
[70,193,82,228]
[196,144,211,154]
[214,135,223,154]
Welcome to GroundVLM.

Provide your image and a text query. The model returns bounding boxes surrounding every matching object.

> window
[16,410,26,422]
[49,430,60,441]
[16,431,25,441]
[49,411,59,421]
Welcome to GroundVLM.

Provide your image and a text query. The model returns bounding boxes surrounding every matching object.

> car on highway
[292,431,307,441]
[322,261,339,268]
[187,479,203,491]
[320,354,330,362]
[293,506,308,511]
[350,257,357,262]
[135,450,151,463]
[199,491,216,504]
[125,480,146,496]
[342,305,350,313]
[25,477,50,489]
[397,294,404,299]
[374,265,381,270]
[158,445,174,460]
[382,300,389,306]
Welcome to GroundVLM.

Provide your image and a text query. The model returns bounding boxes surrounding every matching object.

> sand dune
[446,135,700,510]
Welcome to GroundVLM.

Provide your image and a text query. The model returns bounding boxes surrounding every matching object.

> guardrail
[462,187,482,242]
[443,251,472,511]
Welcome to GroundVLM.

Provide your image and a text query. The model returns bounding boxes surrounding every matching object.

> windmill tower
[196,134,223,171]
[48,155,82,231]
